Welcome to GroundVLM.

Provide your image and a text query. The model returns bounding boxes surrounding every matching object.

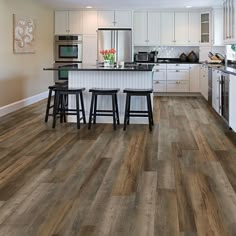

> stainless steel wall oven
[54,35,82,62]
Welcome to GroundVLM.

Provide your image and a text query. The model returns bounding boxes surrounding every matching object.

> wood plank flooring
[0,96,236,236]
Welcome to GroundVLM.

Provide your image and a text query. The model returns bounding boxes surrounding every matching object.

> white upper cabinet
[54,10,83,35]
[98,10,132,28]
[212,8,224,45]
[133,11,160,46]
[188,12,200,45]
[200,11,211,45]
[174,12,189,45]
[82,11,98,35]
[160,12,175,45]
[223,0,236,44]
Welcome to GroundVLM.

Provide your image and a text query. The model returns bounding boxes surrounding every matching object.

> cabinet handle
[155,69,160,72]
[176,70,180,72]
[155,81,160,84]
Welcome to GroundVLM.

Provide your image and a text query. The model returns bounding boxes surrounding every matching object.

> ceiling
[36,0,223,10]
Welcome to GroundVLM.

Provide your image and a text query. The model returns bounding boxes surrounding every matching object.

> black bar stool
[123,88,154,131]
[88,88,120,130]
[52,87,86,129]
[44,83,67,122]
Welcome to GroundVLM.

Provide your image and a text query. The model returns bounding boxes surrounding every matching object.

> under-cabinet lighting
[86,6,93,8]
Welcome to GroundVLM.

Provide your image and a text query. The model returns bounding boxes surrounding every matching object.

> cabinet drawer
[167,64,190,70]
[153,70,166,81]
[167,81,189,92]
[167,70,189,81]
[153,80,166,92]
[153,64,167,70]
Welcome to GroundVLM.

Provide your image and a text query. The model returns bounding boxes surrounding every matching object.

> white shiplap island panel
[68,70,153,123]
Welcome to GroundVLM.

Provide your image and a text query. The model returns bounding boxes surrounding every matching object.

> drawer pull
[154,81,160,84]
[176,70,180,72]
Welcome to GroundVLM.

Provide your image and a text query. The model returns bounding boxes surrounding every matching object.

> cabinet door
[98,11,114,28]
[69,11,83,34]
[167,70,189,81]
[189,12,200,45]
[200,12,211,45]
[160,12,175,45]
[54,11,68,35]
[148,12,161,45]
[229,74,236,131]
[133,12,148,46]
[153,70,166,81]
[115,11,132,28]
[174,12,189,45]
[200,65,208,100]
[212,8,224,46]
[83,35,97,64]
[212,69,221,114]
[83,11,98,34]
[189,64,200,92]
[153,80,167,92]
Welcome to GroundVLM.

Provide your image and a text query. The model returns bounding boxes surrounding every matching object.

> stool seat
[55,80,68,86]
[88,88,120,130]
[52,87,86,129]
[123,88,154,131]
[123,88,153,94]
[89,88,120,94]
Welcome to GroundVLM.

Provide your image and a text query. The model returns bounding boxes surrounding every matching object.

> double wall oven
[54,35,82,82]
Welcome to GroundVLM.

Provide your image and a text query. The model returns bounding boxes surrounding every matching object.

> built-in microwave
[54,35,83,62]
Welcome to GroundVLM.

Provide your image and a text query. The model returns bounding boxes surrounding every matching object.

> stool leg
[127,94,131,125]
[60,94,65,123]
[146,94,153,131]
[45,88,53,122]
[80,92,86,124]
[52,91,60,128]
[76,93,80,129]
[114,94,120,125]
[88,93,95,129]
[93,94,97,124]
[112,94,116,130]
[123,94,129,131]
[63,94,67,123]
[147,93,154,126]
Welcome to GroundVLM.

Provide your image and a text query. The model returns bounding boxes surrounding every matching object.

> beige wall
[0,0,54,107]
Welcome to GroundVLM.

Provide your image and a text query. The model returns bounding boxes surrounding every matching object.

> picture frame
[13,14,36,54]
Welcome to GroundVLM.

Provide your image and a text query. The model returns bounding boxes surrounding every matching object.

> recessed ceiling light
[186,6,192,8]
[86,6,93,9]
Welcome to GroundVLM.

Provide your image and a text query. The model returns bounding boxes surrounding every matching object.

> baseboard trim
[0,91,48,117]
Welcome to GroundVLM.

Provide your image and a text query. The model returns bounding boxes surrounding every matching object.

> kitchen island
[44,64,154,123]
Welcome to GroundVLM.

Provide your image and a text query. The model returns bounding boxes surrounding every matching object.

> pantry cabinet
[97,10,132,28]
[133,11,160,46]
[54,10,83,35]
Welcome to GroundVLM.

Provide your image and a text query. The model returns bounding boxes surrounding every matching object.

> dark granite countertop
[44,63,154,72]
[207,63,236,76]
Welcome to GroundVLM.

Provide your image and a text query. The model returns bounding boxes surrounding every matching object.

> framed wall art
[13,14,36,54]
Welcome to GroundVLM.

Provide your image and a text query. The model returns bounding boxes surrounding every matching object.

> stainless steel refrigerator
[97,28,132,63]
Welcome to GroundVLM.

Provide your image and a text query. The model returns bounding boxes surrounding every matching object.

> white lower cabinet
[200,64,208,100]
[153,64,167,92]
[153,80,167,92]
[166,64,190,92]
[166,80,190,92]
[212,69,221,114]
[229,74,236,131]
[189,64,200,92]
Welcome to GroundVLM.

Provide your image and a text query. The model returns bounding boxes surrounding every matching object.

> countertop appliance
[54,35,83,62]
[97,28,132,63]
[134,52,150,62]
